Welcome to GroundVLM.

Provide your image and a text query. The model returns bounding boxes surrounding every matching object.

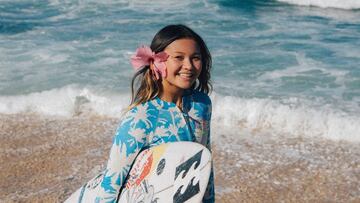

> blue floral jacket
[79,90,214,203]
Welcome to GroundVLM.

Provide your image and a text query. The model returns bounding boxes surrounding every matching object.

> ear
[149,62,155,71]
[148,62,158,80]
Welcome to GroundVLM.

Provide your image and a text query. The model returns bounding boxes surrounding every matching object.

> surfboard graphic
[64,142,212,203]
[117,142,212,203]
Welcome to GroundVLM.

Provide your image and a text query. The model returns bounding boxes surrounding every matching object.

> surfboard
[117,141,212,203]
[64,142,212,203]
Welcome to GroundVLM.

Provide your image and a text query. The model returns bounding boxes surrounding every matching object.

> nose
[183,58,193,70]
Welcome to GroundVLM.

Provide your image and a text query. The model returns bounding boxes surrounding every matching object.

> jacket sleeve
[76,106,151,203]
[202,100,215,203]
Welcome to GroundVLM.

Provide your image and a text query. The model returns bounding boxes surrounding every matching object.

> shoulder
[120,100,160,130]
[188,90,212,120]
[127,100,160,116]
[191,90,212,106]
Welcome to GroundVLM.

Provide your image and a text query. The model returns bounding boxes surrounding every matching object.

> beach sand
[0,113,359,202]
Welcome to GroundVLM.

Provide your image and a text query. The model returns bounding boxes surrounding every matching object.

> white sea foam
[0,85,129,117]
[211,92,360,142]
[277,0,360,10]
[0,86,359,142]
[259,53,348,82]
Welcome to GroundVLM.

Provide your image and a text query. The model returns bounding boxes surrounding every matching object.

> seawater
[0,0,359,142]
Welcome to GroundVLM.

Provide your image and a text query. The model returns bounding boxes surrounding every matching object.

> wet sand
[0,113,359,202]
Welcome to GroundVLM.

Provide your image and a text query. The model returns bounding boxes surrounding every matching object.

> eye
[192,55,201,61]
[174,55,184,61]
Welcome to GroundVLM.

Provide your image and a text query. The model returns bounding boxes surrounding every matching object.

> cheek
[165,61,179,73]
[195,61,202,74]
[164,63,179,80]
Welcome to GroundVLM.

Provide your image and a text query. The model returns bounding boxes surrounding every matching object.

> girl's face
[161,38,202,95]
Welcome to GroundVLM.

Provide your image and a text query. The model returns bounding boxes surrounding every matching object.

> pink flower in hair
[130,45,169,79]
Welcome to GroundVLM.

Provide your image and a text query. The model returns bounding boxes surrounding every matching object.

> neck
[158,88,184,108]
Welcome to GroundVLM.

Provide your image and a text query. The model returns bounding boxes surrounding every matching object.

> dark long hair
[129,24,212,109]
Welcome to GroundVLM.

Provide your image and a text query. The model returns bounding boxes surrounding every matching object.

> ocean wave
[211,92,360,142]
[0,86,359,142]
[0,85,129,117]
[277,0,360,10]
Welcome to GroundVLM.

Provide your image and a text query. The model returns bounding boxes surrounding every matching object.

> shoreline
[0,113,359,202]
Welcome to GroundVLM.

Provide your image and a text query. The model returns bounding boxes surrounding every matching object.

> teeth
[179,73,192,77]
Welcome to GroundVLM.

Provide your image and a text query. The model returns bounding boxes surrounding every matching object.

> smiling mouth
[178,73,194,80]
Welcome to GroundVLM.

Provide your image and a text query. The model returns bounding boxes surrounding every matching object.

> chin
[177,83,194,90]
[164,79,196,91]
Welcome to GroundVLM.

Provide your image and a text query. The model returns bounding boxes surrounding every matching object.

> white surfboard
[64,142,212,203]
[117,142,212,203]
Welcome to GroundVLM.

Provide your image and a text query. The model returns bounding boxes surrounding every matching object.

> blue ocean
[1,0,360,142]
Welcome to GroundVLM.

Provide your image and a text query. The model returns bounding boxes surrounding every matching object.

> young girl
[66,24,214,203]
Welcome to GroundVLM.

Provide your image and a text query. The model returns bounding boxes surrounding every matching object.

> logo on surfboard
[173,150,203,203]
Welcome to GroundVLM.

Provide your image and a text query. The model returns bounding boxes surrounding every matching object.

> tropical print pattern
[79,90,214,203]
